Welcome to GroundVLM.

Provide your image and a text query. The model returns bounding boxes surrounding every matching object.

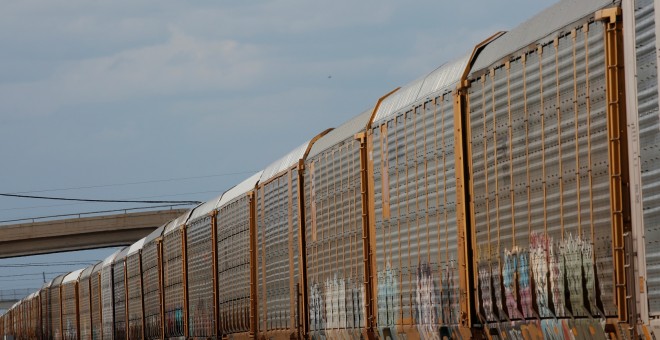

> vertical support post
[597,6,635,336]
[248,191,258,340]
[297,160,310,340]
[158,239,165,340]
[453,86,473,339]
[181,225,189,338]
[75,281,80,340]
[139,252,145,340]
[356,131,376,340]
[124,260,128,340]
[211,211,220,339]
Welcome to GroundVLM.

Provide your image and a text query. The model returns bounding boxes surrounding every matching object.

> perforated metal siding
[468,21,615,324]
[90,271,102,340]
[113,260,127,340]
[163,228,185,337]
[101,265,114,340]
[256,168,300,333]
[61,280,78,340]
[141,240,161,340]
[186,215,216,338]
[217,194,251,335]
[50,275,65,340]
[79,272,92,340]
[370,91,459,336]
[126,252,143,340]
[304,129,365,338]
[635,0,660,316]
[40,288,50,340]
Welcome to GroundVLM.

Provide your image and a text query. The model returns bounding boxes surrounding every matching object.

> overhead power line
[0,189,228,212]
[8,171,255,195]
[0,193,202,205]
[0,261,99,268]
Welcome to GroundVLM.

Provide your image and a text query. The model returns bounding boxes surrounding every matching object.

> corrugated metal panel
[217,171,262,207]
[256,168,301,333]
[62,270,80,340]
[127,237,146,256]
[472,0,615,73]
[260,142,310,183]
[419,55,469,97]
[163,222,185,338]
[164,209,193,235]
[189,193,223,221]
[102,248,123,269]
[63,269,83,283]
[113,247,128,340]
[308,108,372,158]
[636,0,660,316]
[80,263,97,280]
[217,182,252,335]
[374,54,468,123]
[142,239,162,340]
[186,214,215,338]
[304,121,365,338]
[374,77,424,123]
[126,248,143,340]
[80,265,94,340]
[144,224,166,245]
[50,274,66,340]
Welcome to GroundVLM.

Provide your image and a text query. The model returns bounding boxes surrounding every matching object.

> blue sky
[0,0,557,296]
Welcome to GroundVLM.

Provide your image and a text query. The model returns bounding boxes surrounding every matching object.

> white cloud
[0,28,265,118]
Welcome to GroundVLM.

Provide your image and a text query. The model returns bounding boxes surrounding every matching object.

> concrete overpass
[0,208,188,258]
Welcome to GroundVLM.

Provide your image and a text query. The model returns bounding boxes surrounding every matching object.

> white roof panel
[189,193,223,221]
[127,237,146,256]
[101,248,123,268]
[164,209,193,234]
[260,142,309,183]
[63,269,84,284]
[373,53,468,123]
[472,0,615,72]
[218,171,263,207]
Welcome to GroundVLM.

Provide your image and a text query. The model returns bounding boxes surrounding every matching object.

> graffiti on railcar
[308,275,365,340]
[414,263,439,340]
[377,262,398,339]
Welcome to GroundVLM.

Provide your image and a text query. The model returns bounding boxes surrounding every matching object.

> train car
[112,247,130,340]
[216,171,262,339]
[461,0,617,337]
[367,53,470,339]
[26,292,40,340]
[302,109,373,339]
[88,263,102,340]
[162,211,193,339]
[126,238,147,340]
[141,224,166,340]
[185,194,223,339]
[254,129,330,340]
[61,269,83,340]
[78,263,99,340]
[40,281,52,340]
[126,238,146,340]
[101,248,124,340]
[50,273,67,340]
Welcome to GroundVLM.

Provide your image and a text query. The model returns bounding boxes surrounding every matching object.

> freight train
[2,0,660,338]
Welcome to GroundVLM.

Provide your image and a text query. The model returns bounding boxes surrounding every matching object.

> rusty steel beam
[0,209,187,258]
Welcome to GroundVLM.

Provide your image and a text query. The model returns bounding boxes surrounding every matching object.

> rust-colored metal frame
[210,210,220,339]
[359,87,398,339]
[181,223,190,338]
[248,190,258,340]
[454,31,504,338]
[596,6,634,337]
